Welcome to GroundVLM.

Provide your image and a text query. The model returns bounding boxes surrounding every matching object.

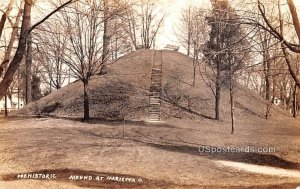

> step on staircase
[149,50,163,121]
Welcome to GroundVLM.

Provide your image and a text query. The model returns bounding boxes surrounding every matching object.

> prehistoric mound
[16,49,290,121]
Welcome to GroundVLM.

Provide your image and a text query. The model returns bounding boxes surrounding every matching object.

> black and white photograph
[0,0,300,188]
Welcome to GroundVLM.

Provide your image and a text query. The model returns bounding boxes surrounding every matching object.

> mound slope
[16,50,290,121]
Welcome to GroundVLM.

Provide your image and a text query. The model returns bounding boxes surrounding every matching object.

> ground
[0,116,299,189]
[1,50,300,188]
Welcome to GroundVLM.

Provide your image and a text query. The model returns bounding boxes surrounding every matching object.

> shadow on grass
[129,137,300,170]
[3,116,300,171]
[41,116,180,129]
[161,91,215,120]
[72,126,300,170]
[235,101,265,119]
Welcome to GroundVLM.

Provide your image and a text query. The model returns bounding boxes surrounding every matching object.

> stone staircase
[149,50,163,121]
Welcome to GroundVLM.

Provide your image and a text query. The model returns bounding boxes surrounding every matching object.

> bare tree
[191,9,209,86]
[0,1,23,77]
[176,6,209,86]
[100,0,110,75]
[140,0,165,49]
[122,0,165,50]
[100,0,128,73]
[176,6,193,56]
[0,0,15,39]
[244,0,300,87]
[216,0,300,119]
[122,3,138,50]
[110,19,132,59]
[58,0,105,121]
[35,21,69,91]
[0,0,33,100]
[0,0,76,100]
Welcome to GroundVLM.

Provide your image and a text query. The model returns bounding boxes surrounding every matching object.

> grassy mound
[16,50,291,121]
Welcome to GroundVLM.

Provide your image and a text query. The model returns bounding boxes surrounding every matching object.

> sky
[31,0,211,49]
[24,0,210,51]
[156,0,210,49]
[0,0,211,58]
[32,0,210,49]
[1,0,300,51]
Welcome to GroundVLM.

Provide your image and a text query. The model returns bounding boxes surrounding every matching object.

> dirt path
[217,160,300,177]
[0,117,300,188]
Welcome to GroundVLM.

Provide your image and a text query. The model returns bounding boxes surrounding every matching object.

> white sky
[156,0,210,49]
[0,0,210,55]
[1,0,300,50]
[27,0,211,50]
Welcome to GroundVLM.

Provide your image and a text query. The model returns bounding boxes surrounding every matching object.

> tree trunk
[17,85,20,109]
[0,0,75,100]
[293,84,297,118]
[31,74,42,101]
[100,0,109,75]
[192,49,197,87]
[215,66,221,120]
[265,67,270,101]
[265,94,275,119]
[278,0,300,88]
[187,7,192,57]
[0,1,31,100]
[25,32,32,104]
[0,1,23,77]
[193,58,196,87]
[262,37,272,119]
[83,80,90,121]
[229,61,235,134]
[4,94,8,117]
[215,84,221,120]
[263,49,271,101]
[281,44,300,89]
[0,0,15,39]
[230,85,235,134]
[287,0,300,43]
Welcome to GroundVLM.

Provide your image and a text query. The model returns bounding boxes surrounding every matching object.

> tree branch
[28,0,78,33]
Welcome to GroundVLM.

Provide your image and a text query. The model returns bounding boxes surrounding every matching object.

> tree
[122,0,165,50]
[140,0,165,49]
[122,3,138,50]
[176,6,209,86]
[0,0,15,39]
[0,0,76,101]
[278,0,299,117]
[204,0,249,129]
[35,21,69,91]
[25,30,32,105]
[230,0,300,118]
[99,0,128,73]
[256,29,277,119]
[176,6,193,56]
[58,0,106,121]
[100,0,110,75]
[250,0,300,88]
[0,0,33,101]
[110,19,132,59]
[0,1,23,77]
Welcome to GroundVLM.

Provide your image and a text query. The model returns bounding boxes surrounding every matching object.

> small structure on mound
[164,44,180,51]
